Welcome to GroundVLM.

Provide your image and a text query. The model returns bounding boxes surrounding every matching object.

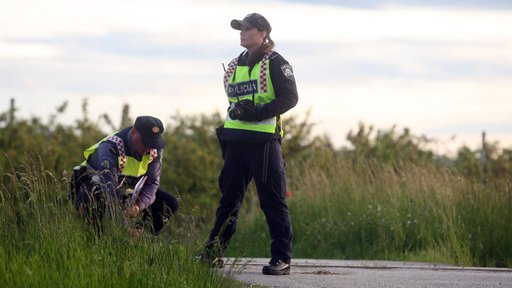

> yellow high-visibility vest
[223,51,282,137]
[82,132,158,177]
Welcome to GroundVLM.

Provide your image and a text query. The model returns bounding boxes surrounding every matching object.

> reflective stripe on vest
[223,52,271,95]
[107,135,127,172]
[223,51,278,135]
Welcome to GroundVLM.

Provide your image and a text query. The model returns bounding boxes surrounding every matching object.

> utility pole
[480,131,487,185]
[8,98,16,126]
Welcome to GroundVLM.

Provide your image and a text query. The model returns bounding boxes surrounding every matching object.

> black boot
[199,249,224,268]
[262,259,290,275]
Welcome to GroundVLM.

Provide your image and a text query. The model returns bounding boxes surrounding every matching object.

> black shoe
[262,260,290,275]
[210,257,224,268]
[199,253,224,268]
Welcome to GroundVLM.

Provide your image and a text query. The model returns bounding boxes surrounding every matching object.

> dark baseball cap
[134,116,165,149]
[231,13,272,33]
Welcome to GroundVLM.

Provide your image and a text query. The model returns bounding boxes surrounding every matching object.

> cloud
[285,39,512,86]
[297,76,512,150]
[1,0,512,153]
[0,42,63,59]
[282,0,512,9]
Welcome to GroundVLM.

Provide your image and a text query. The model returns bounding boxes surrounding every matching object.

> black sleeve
[88,141,119,199]
[255,52,299,121]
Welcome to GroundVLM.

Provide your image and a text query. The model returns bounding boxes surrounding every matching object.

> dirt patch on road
[301,270,352,276]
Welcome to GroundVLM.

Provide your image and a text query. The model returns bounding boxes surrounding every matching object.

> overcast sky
[1,0,511,155]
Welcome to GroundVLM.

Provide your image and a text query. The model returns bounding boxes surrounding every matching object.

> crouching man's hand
[127,227,142,240]
[127,205,140,218]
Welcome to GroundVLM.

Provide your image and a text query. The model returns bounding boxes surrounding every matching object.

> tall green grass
[228,155,512,267]
[4,152,509,288]
[0,156,240,288]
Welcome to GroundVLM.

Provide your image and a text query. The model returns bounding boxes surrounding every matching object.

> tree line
[1,98,510,214]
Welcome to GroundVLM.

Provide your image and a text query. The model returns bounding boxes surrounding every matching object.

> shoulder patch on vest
[281,64,294,80]
[101,159,111,169]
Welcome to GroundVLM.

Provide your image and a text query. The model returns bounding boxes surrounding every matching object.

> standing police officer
[202,13,298,275]
[70,116,179,236]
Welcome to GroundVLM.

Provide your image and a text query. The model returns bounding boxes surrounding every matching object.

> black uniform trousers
[207,139,292,263]
[142,187,179,234]
[71,169,179,235]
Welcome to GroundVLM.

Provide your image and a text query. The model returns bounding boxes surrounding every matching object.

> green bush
[228,155,512,267]
[1,97,511,269]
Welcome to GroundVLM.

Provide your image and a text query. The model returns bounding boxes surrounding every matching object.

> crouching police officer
[70,116,179,236]
[202,13,298,275]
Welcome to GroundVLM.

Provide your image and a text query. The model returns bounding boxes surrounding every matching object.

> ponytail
[248,33,275,68]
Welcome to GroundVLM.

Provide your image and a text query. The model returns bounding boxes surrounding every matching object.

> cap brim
[230,19,243,30]
[141,136,165,149]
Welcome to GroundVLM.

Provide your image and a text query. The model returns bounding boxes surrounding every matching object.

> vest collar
[239,50,267,66]
[118,127,144,160]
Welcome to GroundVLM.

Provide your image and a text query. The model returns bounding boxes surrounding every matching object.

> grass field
[0,159,241,288]
[227,156,512,268]
[1,155,511,287]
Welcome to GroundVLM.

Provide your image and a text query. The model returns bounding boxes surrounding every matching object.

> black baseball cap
[231,13,272,33]
[134,116,165,149]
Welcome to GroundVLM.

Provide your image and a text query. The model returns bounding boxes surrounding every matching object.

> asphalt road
[221,258,512,288]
